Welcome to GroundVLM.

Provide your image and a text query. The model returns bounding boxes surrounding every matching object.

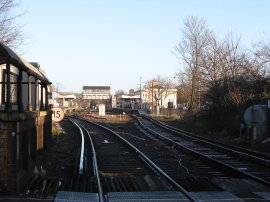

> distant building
[135,87,177,111]
[49,91,77,108]
[115,86,177,111]
[82,86,112,109]
[116,94,140,109]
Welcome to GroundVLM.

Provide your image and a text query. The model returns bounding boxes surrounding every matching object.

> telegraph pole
[140,76,142,109]
[152,80,154,114]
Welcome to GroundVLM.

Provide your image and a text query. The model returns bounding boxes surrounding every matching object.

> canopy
[0,43,50,83]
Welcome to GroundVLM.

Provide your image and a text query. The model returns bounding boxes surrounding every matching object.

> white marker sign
[52,107,65,122]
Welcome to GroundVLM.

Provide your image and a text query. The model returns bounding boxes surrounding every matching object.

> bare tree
[175,71,190,107]
[114,90,125,96]
[0,0,24,48]
[254,39,270,63]
[173,16,213,111]
[200,35,227,88]
[114,89,126,108]
[253,39,270,77]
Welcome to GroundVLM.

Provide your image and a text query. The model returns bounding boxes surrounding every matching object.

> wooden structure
[0,43,51,192]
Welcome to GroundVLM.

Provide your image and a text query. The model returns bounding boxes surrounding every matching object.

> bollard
[240,123,243,141]
[253,127,257,140]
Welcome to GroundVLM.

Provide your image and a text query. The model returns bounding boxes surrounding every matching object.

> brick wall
[0,122,16,191]
[0,111,52,193]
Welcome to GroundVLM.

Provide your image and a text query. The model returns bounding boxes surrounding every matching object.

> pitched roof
[0,43,50,83]
[83,86,110,90]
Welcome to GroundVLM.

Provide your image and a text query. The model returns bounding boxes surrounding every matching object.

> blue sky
[17,0,270,93]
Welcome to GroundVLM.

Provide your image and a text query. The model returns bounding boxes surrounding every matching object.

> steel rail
[77,116,198,202]
[140,114,270,166]
[68,118,85,175]
[135,115,270,187]
[78,123,104,202]
[69,117,104,202]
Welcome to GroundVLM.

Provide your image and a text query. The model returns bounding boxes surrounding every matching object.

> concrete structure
[116,94,140,109]
[49,91,76,108]
[82,86,112,109]
[0,43,51,192]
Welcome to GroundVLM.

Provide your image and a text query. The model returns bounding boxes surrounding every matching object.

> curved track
[74,115,198,201]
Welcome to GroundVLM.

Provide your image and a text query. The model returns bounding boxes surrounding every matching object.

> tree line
[173,16,270,117]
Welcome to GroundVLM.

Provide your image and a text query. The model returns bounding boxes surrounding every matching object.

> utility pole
[140,76,142,109]
[198,78,201,111]
[152,80,154,115]
[56,83,59,106]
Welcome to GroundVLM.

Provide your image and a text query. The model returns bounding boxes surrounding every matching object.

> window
[10,74,17,103]
[1,70,18,104]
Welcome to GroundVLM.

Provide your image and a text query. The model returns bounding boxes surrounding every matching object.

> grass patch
[151,115,182,122]
[52,123,59,136]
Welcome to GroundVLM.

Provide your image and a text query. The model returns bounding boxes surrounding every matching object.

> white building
[115,86,177,112]
[49,91,76,108]
[135,87,177,111]
[82,86,112,109]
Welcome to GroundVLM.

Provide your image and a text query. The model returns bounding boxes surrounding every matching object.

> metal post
[140,76,142,109]
[5,62,12,112]
[198,79,201,111]
[152,80,154,115]
[45,84,48,110]
[157,88,160,117]
[17,68,23,112]
[35,79,39,110]
[57,83,59,106]
[27,75,32,111]
[40,82,44,110]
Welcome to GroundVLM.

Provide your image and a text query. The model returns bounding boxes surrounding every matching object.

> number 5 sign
[52,107,65,122]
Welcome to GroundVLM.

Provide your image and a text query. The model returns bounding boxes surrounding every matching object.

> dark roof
[0,43,50,83]
[83,86,110,90]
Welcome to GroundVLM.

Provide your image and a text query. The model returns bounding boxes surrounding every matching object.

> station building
[0,43,51,192]
[136,88,177,110]
[115,87,177,112]
[82,86,112,109]
[116,94,141,109]
[49,91,77,108]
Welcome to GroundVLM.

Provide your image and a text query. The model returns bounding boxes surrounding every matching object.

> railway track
[83,113,270,199]
[19,113,270,201]
[84,115,225,190]
[135,115,270,190]
[22,116,197,201]
[143,114,270,162]
[68,117,101,192]
[73,115,198,201]
[20,117,100,199]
